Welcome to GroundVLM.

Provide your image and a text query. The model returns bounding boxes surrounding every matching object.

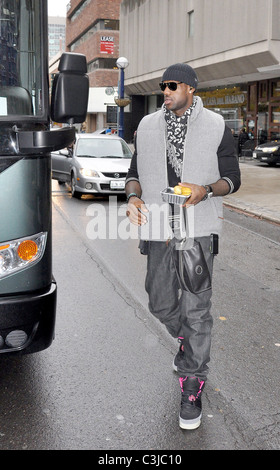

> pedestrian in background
[125,63,241,430]
[238,127,249,157]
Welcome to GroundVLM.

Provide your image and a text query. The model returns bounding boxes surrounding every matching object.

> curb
[223,199,280,226]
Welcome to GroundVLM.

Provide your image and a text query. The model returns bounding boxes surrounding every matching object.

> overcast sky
[48,0,68,17]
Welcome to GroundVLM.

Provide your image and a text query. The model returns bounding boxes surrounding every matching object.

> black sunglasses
[159,81,183,91]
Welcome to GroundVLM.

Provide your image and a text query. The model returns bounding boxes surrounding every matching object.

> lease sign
[100,36,114,54]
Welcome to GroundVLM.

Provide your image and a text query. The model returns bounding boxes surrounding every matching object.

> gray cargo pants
[144,237,214,380]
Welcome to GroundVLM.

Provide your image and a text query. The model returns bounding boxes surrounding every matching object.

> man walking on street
[125,63,241,430]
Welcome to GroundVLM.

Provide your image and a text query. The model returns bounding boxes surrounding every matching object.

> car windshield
[76,138,132,158]
[270,134,280,141]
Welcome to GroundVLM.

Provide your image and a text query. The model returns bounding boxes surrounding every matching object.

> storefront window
[259,81,268,101]
[271,105,280,123]
[271,80,280,98]
[197,85,247,133]
[248,83,257,112]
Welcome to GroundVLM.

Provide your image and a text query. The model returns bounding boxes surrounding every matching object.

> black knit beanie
[162,63,198,89]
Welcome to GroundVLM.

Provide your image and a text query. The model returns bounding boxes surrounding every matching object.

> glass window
[70,0,91,22]
[259,81,267,100]
[271,105,280,123]
[248,84,257,112]
[104,19,119,31]
[271,80,280,98]
[76,138,132,159]
[87,58,118,72]
[188,11,194,37]
[0,0,43,116]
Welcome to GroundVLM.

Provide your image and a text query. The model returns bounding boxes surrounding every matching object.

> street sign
[100,36,114,54]
[106,105,117,125]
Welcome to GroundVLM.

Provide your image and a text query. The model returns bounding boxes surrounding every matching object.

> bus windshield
[0,0,43,117]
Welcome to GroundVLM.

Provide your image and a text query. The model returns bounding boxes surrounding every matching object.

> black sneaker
[179,376,205,430]
[173,337,184,372]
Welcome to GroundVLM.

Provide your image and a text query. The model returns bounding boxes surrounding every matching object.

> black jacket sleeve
[126,148,139,183]
[218,125,241,193]
[126,134,139,183]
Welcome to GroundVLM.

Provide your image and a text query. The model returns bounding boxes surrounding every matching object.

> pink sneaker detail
[179,376,205,399]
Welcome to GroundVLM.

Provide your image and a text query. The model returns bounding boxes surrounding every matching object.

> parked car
[253,140,280,166]
[51,133,132,197]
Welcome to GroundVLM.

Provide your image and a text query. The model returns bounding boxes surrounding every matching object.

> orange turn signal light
[17,240,38,261]
[0,245,10,251]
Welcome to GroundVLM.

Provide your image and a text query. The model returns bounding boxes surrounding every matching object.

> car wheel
[71,174,81,198]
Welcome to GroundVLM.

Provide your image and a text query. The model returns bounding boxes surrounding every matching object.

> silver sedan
[51,133,133,198]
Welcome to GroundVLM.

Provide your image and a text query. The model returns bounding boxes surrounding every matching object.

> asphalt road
[0,182,279,451]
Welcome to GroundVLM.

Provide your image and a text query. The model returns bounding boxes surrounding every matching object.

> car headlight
[0,232,47,279]
[80,168,99,177]
[262,146,279,153]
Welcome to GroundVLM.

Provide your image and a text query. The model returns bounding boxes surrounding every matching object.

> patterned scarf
[163,97,197,178]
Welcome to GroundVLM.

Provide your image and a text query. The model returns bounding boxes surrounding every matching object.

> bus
[0,0,88,354]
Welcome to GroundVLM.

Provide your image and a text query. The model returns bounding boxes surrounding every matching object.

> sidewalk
[223,162,280,225]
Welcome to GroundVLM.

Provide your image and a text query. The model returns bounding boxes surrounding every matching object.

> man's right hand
[126,196,148,226]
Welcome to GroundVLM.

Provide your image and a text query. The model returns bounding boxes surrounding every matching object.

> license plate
[261,156,268,161]
[110,180,125,189]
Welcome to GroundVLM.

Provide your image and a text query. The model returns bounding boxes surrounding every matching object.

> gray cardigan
[136,96,226,241]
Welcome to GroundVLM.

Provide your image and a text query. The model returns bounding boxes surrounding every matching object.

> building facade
[48,16,66,60]
[66,0,122,132]
[119,0,280,143]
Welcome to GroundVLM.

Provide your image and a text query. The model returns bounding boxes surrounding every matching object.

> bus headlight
[0,232,47,279]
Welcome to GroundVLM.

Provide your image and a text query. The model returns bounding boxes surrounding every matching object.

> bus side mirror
[51,52,89,124]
